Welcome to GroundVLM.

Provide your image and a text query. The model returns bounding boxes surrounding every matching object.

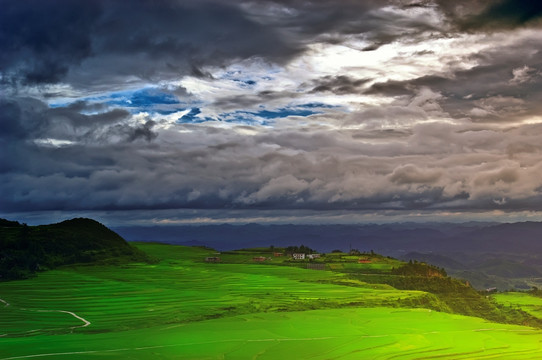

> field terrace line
[1,327,541,360]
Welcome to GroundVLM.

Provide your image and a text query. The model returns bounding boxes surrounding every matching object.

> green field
[2,243,542,359]
[493,292,542,319]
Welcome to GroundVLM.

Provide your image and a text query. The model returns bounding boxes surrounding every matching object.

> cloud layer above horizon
[2,0,542,221]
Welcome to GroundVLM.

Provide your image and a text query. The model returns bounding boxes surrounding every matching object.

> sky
[2,0,542,226]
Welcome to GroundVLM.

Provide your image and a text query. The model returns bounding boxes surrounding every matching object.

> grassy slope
[2,308,542,360]
[1,243,542,359]
[0,244,424,336]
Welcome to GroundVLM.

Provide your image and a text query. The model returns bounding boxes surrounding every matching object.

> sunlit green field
[493,292,542,319]
[2,307,542,360]
[1,243,542,359]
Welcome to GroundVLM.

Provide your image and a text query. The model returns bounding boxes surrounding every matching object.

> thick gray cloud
[0,0,299,89]
[309,75,370,94]
[436,0,542,31]
[2,0,542,221]
[245,0,443,49]
[0,0,448,91]
[0,0,100,84]
[3,93,542,213]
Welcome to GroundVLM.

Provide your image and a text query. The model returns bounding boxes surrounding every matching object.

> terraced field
[493,292,542,319]
[1,243,542,359]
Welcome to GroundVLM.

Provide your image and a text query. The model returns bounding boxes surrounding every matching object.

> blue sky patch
[105,88,182,114]
[250,107,320,119]
[49,87,185,115]
[177,108,205,123]
[299,102,339,109]
[212,105,322,126]
[127,88,179,106]
[231,79,256,87]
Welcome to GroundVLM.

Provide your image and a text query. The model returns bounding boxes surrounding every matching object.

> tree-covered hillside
[0,218,149,280]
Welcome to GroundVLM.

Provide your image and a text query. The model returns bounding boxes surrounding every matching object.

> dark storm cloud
[243,0,447,52]
[0,100,29,140]
[309,75,370,94]
[245,0,380,34]
[210,90,300,111]
[0,97,50,140]
[127,121,158,142]
[3,0,538,91]
[435,0,542,31]
[4,0,542,218]
[0,0,461,91]
[0,96,162,211]
[0,0,100,85]
[0,0,299,88]
[0,96,149,154]
[3,116,542,212]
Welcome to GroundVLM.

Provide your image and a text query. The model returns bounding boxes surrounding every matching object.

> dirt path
[31,309,91,329]
[1,297,90,336]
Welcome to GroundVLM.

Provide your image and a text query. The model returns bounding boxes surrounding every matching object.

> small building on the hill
[253,256,267,262]
[292,253,306,260]
[273,252,284,257]
[205,257,221,263]
[358,258,371,263]
[307,254,321,259]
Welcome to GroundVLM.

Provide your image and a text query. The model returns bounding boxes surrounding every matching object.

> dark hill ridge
[40,218,130,252]
[400,252,466,270]
[0,218,148,281]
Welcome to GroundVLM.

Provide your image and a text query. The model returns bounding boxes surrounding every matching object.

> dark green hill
[474,258,542,278]
[0,218,149,281]
[400,252,465,270]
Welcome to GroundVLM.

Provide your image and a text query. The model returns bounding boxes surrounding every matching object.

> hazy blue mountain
[115,221,542,255]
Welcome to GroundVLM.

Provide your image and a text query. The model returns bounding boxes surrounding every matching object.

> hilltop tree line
[0,218,149,281]
[284,245,315,254]
[391,260,447,277]
[350,261,542,329]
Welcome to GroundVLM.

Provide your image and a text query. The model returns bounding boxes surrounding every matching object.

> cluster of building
[291,253,321,260]
[205,252,322,263]
[254,253,322,262]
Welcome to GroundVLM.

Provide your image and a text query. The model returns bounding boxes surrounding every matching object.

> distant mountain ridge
[0,218,148,281]
[114,221,542,255]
